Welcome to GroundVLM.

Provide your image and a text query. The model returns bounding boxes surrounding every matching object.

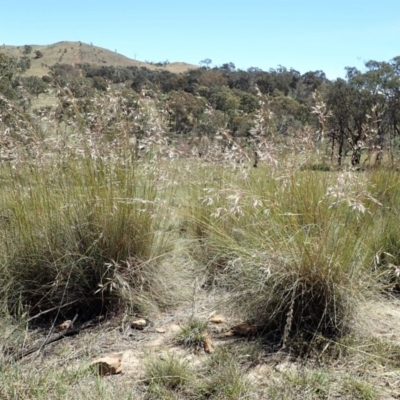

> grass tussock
[176,318,209,349]
[343,377,378,400]
[143,352,195,399]
[187,167,385,346]
[366,169,400,291]
[0,157,174,320]
[0,361,144,400]
[143,346,254,400]
[197,346,254,399]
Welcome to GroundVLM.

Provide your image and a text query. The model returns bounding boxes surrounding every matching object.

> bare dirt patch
[357,296,400,346]
[3,292,400,398]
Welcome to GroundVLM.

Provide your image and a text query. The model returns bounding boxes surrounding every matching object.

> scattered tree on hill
[22,76,48,98]
[210,86,240,117]
[197,70,227,88]
[0,53,17,81]
[92,76,108,92]
[0,53,21,100]
[199,58,212,68]
[18,56,31,72]
[23,45,32,55]
[6,45,400,168]
[221,62,236,72]
[166,90,206,133]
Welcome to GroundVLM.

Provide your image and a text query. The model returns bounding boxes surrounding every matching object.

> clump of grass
[187,168,382,348]
[343,377,378,400]
[365,169,400,292]
[232,222,373,343]
[0,156,172,320]
[143,352,194,398]
[355,336,400,369]
[176,318,209,349]
[0,361,143,400]
[198,346,254,399]
[267,367,332,399]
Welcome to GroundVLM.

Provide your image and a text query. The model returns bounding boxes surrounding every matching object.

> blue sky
[2,0,399,79]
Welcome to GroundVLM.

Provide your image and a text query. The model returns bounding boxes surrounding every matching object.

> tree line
[2,51,400,166]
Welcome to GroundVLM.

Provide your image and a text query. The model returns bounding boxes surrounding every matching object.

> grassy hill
[1,41,198,76]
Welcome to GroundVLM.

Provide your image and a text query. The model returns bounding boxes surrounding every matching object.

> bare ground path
[2,293,400,399]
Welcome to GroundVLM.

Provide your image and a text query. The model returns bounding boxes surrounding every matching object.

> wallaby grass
[1,157,399,341]
[0,156,182,321]
[0,360,146,400]
[186,166,389,346]
[366,169,400,291]
[1,333,396,399]
[264,334,397,400]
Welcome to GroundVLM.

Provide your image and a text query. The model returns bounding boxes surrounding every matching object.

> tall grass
[187,166,384,344]
[366,169,400,291]
[0,156,172,319]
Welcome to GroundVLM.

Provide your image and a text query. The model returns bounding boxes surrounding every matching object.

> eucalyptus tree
[346,59,400,164]
[326,58,400,166]
[325,78,370,165]
[0,53,23,101]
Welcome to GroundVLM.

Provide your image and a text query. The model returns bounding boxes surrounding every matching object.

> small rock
[90,353,123,376]
[131,319,148,330]
[56,320,72,332]
[155,327,166,333]
[203,333,214,353]
[208,315,226,324]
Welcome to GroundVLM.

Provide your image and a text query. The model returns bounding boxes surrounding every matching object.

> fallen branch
[11,314,101,361]
[27,301,79,323]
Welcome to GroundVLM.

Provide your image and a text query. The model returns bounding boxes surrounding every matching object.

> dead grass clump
[343,377,378,399]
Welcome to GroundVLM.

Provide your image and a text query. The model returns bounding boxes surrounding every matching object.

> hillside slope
[1,41,198,76]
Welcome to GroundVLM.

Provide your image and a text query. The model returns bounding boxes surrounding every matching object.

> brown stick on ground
[11,314,100,361]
